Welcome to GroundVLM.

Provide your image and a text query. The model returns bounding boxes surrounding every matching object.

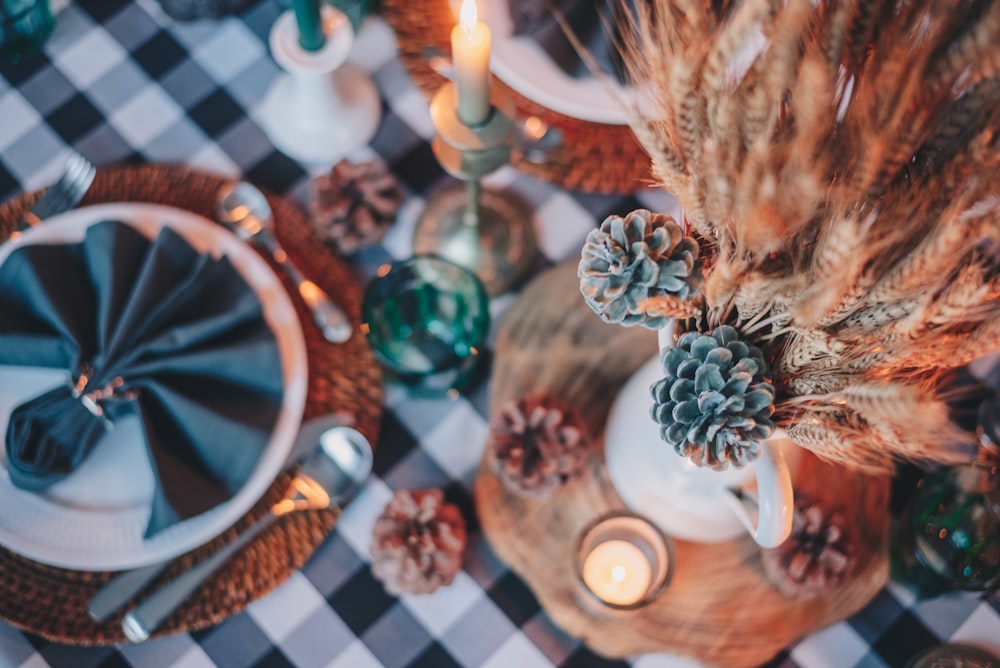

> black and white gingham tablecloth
[1,2,998,666]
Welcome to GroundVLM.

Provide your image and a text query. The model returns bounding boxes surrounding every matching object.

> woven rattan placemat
[380,0,653,194]
[0,163,383,645]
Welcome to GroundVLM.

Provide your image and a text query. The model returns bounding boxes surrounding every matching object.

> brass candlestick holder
[413,82,538,296]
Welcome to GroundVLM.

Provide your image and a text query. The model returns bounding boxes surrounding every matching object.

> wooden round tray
[475,262,891,667]
[0,163,383,645]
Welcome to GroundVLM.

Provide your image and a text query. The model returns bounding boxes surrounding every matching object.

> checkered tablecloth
[1,1,998,667]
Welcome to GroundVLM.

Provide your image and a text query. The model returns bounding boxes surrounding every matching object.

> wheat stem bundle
[617,0,1000,472]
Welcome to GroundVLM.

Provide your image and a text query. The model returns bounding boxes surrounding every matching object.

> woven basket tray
[380,0,653,194]
[0,163,383,645]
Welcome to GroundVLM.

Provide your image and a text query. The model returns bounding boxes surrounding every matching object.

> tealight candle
[451,0,492,126]
[582,539,653,606]
[576,513,673,611]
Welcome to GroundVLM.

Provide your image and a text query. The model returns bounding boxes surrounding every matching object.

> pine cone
[761,500,856,598]
[309,159,403,255]
[578,209,701,330]
[650,325,775,470]
[370,489,467,596]
[488,395,589,498]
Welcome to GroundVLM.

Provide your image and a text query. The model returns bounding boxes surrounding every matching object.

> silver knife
[87,412,354,623]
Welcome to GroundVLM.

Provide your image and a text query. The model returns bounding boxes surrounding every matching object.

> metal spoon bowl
[217,181,353,344]
[88,424,373,641]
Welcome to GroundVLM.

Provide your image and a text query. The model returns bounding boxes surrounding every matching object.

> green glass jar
[0,0,54,62]
[361,255,490,396]
[907,460,1000,593]
[893,398,1000,597]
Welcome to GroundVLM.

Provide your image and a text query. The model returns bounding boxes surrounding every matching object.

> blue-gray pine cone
[578,209,700,329]
[650,325,776,470]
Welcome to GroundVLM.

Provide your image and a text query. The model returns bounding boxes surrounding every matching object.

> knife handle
[88,562,170,623]
[121,512,277,643]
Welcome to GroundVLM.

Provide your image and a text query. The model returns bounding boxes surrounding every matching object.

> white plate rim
[480,0,635,125]
[0,202,308,571]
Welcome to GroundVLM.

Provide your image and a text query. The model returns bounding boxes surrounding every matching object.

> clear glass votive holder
[361,254,490,397]
[575,512,674,612]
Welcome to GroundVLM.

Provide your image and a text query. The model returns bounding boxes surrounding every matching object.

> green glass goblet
[906,460,1000,595]
[0,0,53,62]
[892,396,1000,598]
[361,255,490,396]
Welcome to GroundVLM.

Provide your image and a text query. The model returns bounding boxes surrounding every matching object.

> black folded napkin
[0,220,284,538]
[508,0,635,83]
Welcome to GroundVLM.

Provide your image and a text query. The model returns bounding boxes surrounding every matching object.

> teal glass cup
[361,255,490,396]
[891,398,1000,597]
[1,0,53,62]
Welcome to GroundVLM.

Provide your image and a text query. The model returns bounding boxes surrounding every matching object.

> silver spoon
[515,116,565,165]
[99,425,372,642]
[218,181,352,343]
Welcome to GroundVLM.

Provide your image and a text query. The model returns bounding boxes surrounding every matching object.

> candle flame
[459,0,478,32]
[522,116,546,141]
[610,566,627,583]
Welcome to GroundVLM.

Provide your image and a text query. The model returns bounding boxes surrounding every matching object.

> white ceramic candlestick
[259,8,381,164]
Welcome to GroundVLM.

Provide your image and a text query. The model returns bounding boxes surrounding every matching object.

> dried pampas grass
[616,0,1000,472]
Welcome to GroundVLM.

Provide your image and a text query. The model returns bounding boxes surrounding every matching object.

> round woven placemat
[0,163,383,645]
[380,1,653,194]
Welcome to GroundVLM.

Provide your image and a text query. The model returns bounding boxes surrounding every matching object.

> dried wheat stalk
[618,0,1000,472]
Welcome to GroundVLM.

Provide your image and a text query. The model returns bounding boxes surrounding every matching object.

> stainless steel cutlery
[15,152,95,233]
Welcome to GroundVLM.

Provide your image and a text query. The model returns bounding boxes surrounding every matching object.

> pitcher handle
[657,325,795,548]
[721,439,795,548]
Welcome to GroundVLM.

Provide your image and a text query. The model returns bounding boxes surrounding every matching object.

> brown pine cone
[488,395,589,499]
[761,499,856,598]
[370,489,467,596]
[308,158,403,255]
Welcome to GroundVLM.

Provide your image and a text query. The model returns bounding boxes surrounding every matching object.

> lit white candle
[581,539,653,606]
[451,0,492,126]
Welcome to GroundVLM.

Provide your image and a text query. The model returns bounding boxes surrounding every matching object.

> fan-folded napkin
[0,220,284,538]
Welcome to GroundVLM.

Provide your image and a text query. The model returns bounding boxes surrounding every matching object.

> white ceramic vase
[604,326,798,548]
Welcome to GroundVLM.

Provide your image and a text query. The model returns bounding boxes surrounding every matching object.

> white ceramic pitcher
[604,326,797,549]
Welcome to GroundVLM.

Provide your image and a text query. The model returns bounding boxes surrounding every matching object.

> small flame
[459,0,477,32]
[610,566,627,583]
[522,116,546,141]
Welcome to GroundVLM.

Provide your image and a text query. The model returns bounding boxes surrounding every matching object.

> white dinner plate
[479,0,635,125]
[0,203,308,571]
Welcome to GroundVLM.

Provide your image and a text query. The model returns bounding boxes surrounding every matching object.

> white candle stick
[451,0,492,126]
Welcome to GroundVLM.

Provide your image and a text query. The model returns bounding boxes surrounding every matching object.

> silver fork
[15,152,96,233]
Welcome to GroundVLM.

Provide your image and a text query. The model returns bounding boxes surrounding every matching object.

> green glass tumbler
[905,460,1000,594]
[893,394,1000,597]
[0,0,53,62]
[361,255,490,396]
